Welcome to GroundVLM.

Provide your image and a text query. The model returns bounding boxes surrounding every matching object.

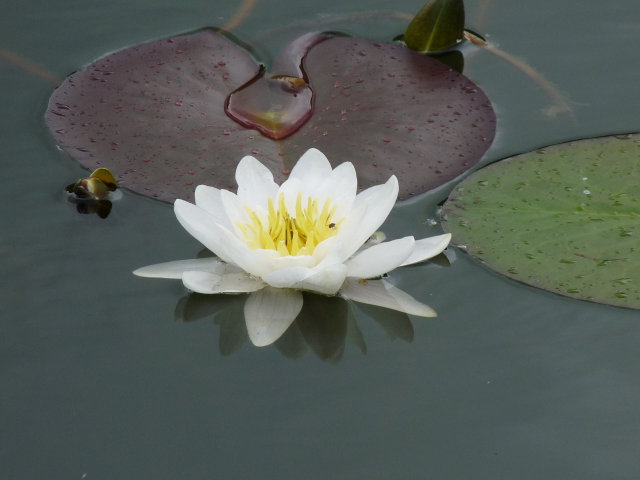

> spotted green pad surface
[442,134,640,309]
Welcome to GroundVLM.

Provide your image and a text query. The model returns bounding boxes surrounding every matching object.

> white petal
[174,200,235,264]
[311,235,344,262]
[400,233,452,266]
[299,262,347,294]
[244,288,303,346]
[194,186,236,232]
[133,257,224,279]
[212,227,319,278]
[221,188,276,242]
[204,224,272,276]
[280,161,357,221]
[353,174,399,209]
[339,278,437,317]
[314,203,367,265]
[235,155,279,207]
[288,148,332,188]
[182,270,265,294]
[313,161,357,217]
[346,236,415,279]
[261,266,310,288]
[212,226,317,277]
[261,261,347,295]
[175,201,279,277]
[178,200,308,278]
[194,185,225,220]
[277,177,305,214]
[220,189,251,225]
[340,175,399,259]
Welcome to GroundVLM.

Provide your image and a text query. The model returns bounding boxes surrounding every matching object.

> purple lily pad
[46,29,496,202]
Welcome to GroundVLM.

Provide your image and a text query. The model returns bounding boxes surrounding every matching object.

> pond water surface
[2,0,640,478]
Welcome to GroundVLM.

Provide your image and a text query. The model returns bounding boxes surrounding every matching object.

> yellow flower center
[237,192,343,256]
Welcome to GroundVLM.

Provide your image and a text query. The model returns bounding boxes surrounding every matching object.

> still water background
[2,0,640,478]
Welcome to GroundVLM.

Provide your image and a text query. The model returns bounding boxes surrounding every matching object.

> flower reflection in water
[176,289,422,363]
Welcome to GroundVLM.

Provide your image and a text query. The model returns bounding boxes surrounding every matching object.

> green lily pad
[404,0,465,53]
[442,134,640,309]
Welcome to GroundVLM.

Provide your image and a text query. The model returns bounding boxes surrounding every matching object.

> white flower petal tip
[339,175,399,259]
[194,185,225,219]
[294,148,331,171]
[235,155,279,206]
[339,278,437,318]
[285,148,334,193]
[133,258,223,279]
[346,236,415,279]
[244,288,303,347]
[400,233,452,267]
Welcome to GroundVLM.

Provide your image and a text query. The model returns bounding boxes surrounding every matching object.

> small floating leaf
[65,167,119,218]
[66,177,109,198]
[66,167,118,198]
[404,0,465,53]
[89,167,118,190]
[442,134,640,309]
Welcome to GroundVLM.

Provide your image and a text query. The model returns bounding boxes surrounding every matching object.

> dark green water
[2,1,640,478]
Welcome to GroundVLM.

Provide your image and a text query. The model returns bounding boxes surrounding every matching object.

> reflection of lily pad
[442,134,640,309]
[46,29,496,202]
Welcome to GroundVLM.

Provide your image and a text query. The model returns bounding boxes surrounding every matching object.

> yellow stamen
[236,192,343,256]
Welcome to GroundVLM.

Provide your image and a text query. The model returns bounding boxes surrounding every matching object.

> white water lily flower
[134,148,451,346]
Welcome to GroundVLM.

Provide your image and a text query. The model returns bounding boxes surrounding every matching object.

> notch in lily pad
[403,0,465,53]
